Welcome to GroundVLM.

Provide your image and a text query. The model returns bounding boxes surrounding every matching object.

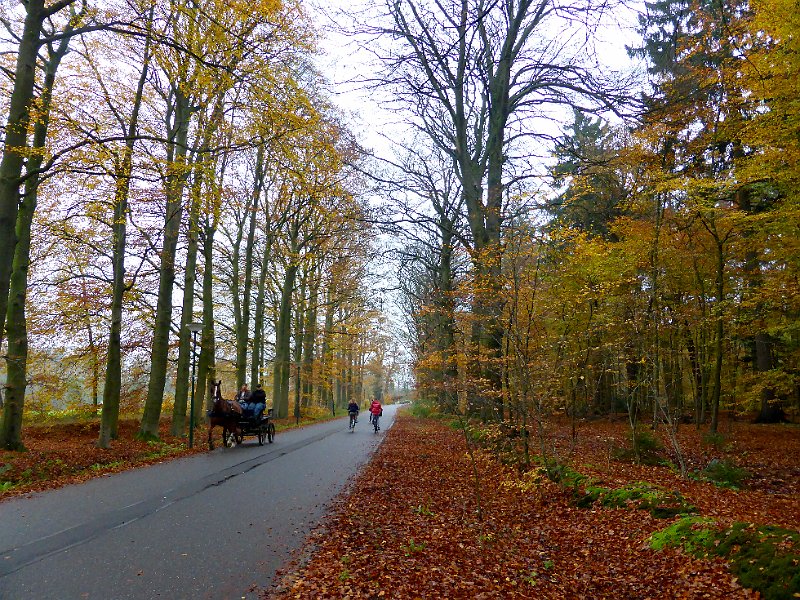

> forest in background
[375,0,800,457]
[0,0,407,452]
[1,0,798,455]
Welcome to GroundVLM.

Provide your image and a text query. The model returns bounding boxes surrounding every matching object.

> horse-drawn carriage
[208,381,276,449]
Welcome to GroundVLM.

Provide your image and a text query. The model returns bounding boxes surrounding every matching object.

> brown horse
[207,380,243,450]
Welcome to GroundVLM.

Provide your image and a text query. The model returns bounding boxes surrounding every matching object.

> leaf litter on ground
[267,413,800,599]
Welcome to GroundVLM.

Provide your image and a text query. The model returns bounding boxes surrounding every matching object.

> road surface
[0,406,397,600]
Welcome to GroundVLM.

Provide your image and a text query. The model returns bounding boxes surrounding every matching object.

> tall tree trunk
[320,285,335,414]
[171,160,202,437]
[272,228,299,418]
[301,263,319,407]
[685,324,704,426]
[238,145,264,389]
[293,270,306,423]
[85,304,99,412]
[1,31,68,449]
[709,238,725,434]
[172,95,227,436]
[346,339,353,407]
[139,88,191,440]
[0,0,58,347]
[737,189,785,423]
[252,209,272,389]
[196,215,217,420]
[98,14,153,446]
[436,225,458,410]
[754,333,784,422]
[337,323,347,410]
[0,182,35,451]
[480,38,512,420]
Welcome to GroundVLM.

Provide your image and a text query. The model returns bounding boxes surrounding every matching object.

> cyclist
[347,400,359,430]
[369,398,383,432]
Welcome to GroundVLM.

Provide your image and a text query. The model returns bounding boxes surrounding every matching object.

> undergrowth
[691,458,750,489]
[612,429,665,465]
[651,517,800,600]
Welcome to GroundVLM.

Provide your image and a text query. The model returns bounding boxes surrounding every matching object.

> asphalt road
[0,406,397,600]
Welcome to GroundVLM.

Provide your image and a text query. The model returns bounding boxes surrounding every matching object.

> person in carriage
[235,384,252,417]
[238,383,266,422]
[248,384,267,421]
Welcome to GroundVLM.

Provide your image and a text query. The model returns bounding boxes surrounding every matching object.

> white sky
[308,0,645,163]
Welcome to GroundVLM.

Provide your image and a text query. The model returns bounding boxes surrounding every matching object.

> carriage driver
[249,384,267,421]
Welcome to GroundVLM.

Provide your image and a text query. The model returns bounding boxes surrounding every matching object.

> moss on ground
[651,517,800,599]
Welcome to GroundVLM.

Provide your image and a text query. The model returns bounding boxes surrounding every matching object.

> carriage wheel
[234,431,244,445]
[257,426,266,446]
[267,422,275,443]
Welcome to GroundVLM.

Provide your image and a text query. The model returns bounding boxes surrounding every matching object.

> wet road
[0,406,397,600]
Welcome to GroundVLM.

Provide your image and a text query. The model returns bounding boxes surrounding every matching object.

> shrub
[410,398,436,419]
[692,458,750,489]
[651,517,800,600]
[612,428,664,465]
[578,482,696,518]
[701,431,729,451]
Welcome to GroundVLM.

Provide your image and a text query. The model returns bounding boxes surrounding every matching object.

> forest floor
[0,412,330,500]
[268,412,800,599]
[2,410,798,598]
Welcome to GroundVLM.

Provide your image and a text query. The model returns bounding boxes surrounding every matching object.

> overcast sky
[308,0,644,164]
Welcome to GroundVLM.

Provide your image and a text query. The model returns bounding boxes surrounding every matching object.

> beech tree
[139,0,314,438]
[368,0,632,418]
[0,0,80,349]
[0,2,88,450]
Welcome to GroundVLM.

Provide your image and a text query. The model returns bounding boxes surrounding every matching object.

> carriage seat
[239,407,273,423]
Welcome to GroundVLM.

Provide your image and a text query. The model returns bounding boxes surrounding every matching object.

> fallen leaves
[267,415,794,598]
[0,419,205,500]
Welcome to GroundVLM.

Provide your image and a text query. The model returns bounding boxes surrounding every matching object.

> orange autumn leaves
[269,415,795,598]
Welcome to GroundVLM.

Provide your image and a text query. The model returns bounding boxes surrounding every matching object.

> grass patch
[409,398,439,419]
[540,459,694,518]
[539,458,590,489]
[412,503,435,516]
[141,440,183,460]
[90,460,126,472]
[691,458,750,489]
[612,429,664,465]
[579,482,696,518]
[651,517,800,599]
[401,538,426,556]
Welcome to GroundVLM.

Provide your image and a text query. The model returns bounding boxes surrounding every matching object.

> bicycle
[372,414,380,433]
[348,411,358,432]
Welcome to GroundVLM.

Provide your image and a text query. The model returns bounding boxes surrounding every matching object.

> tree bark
[237,145,264,389]
[139,88,191,440]
[301,262,320,407]
[1,30,70,449]
[252,201,272,389]
[196,215,217,419]
[709,238,725,434]
[293,269,307,423]
[272,225,300,418]
[99,13,153,446]
[321,285,335,414]
[170,160,202,437]
[0,0,56,347]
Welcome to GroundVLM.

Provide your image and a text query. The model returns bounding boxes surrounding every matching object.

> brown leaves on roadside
[0,419,204,500]
[267,415,778,599]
